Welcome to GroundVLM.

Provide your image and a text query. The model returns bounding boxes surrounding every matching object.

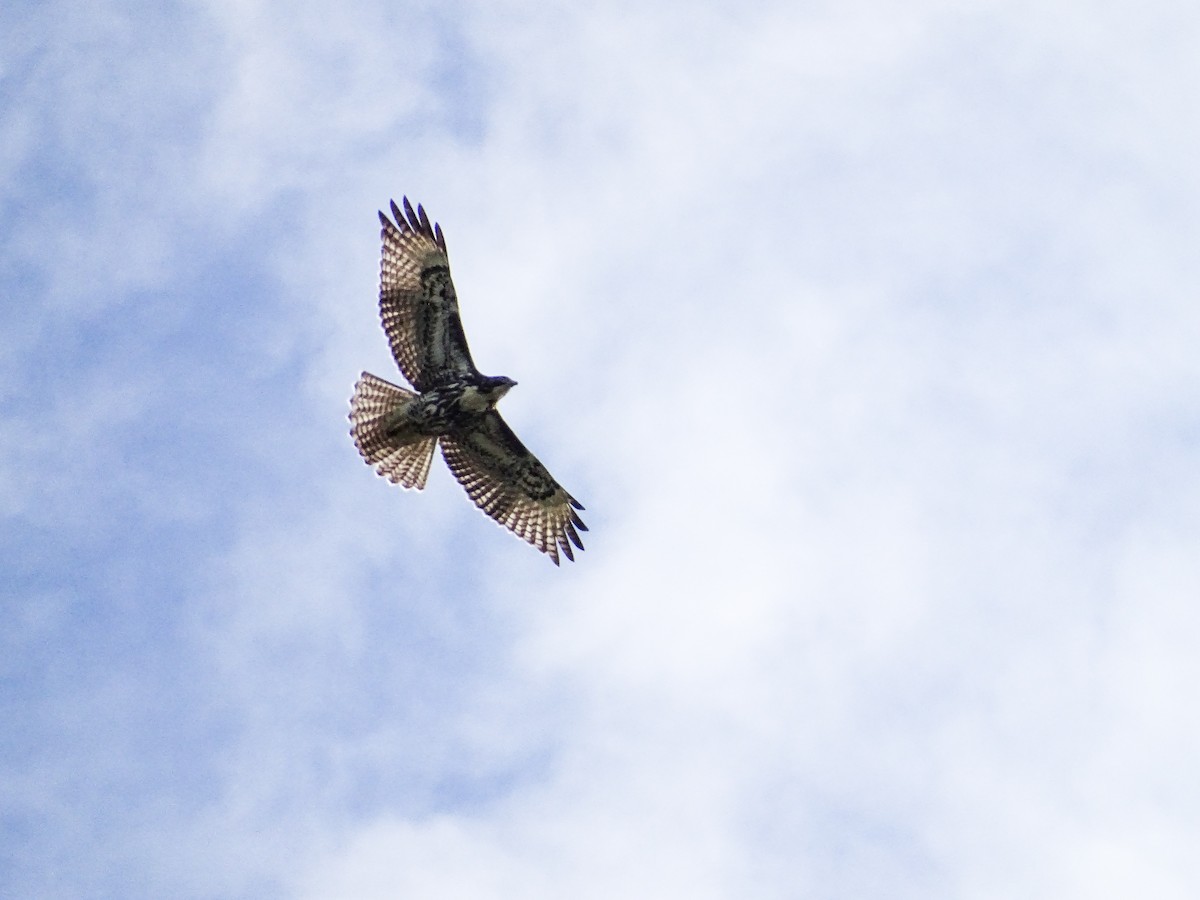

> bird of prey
[349,197,587,564]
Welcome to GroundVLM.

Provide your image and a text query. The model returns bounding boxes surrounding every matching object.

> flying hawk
[349,198,587,564]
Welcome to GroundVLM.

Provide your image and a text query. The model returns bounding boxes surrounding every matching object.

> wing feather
[378,198,478,391]
[441,412,586,565]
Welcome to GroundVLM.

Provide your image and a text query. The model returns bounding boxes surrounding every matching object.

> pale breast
[458,386,491,413]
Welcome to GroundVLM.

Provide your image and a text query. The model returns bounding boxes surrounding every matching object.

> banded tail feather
[349,372,438,490]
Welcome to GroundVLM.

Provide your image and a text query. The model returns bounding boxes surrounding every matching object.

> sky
[3,0,1200,896]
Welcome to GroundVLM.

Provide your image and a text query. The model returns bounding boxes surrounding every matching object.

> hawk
[349,197,587,564]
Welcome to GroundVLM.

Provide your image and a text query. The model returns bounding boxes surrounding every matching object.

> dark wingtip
[417,204,433,236]
[402,197,420,232]
[384,196,444,247]
[567,526,585,551]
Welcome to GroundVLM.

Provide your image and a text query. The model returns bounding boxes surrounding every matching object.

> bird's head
[481,375,517,405]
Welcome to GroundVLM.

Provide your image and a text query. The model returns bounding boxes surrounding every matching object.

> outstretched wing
[441,412,587,565]
[378,198,479,391]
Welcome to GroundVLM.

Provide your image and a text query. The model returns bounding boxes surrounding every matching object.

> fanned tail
[349,372,437,490]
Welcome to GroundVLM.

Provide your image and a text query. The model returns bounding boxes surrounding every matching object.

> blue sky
[4,0,1200,896]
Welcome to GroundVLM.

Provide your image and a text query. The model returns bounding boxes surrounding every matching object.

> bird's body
[350,198,586,564]
[382,376,514,442]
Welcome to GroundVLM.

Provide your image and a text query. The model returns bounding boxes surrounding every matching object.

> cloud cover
[3,0,1200,896]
